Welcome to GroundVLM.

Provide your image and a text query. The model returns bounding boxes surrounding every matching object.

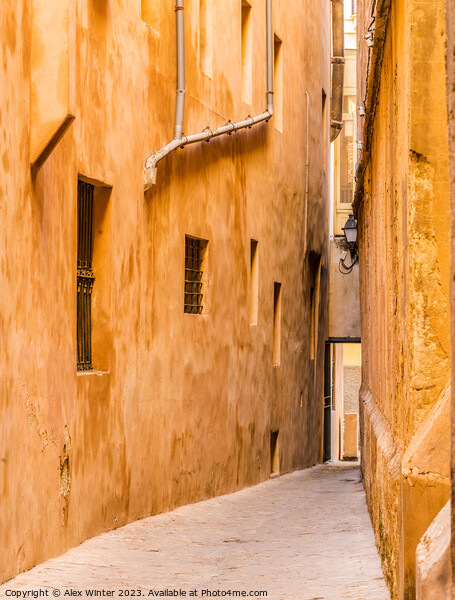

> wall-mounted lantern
[342,213,358,246]
[335,214,358,274]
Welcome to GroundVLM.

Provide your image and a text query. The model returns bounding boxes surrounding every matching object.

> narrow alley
[3,0,455,597]
[0,465,389,600]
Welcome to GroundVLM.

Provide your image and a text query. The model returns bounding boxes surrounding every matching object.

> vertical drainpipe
[330,0,345,142]
[266,0,274,115]
[174,0,186,140]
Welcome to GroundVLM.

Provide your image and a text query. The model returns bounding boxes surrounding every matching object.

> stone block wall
[356,0,451,597]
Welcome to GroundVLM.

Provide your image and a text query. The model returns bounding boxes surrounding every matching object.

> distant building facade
[355,0,451,597]
[0,0,331,583]
[327,0,361,463]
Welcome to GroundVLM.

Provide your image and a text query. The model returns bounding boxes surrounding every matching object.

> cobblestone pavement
[0,464,390,600]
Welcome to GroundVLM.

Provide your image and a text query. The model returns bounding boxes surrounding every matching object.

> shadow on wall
[144,120,270,200]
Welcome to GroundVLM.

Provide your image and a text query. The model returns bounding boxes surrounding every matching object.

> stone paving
[0,464,390,600]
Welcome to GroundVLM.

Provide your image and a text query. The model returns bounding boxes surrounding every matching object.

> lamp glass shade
[345,227,357,244]
[342,214,358,244]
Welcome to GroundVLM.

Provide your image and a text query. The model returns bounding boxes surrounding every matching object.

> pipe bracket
[202,126,213,141]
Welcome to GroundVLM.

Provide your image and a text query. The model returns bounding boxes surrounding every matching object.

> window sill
[77,370,109,377]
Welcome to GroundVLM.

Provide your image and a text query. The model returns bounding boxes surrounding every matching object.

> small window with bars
[77,180,95,370]
[184,235,208,314]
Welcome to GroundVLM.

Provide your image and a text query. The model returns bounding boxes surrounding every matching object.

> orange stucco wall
[0,0,331,583]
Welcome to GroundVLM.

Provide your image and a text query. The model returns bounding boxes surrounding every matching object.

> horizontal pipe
[144,113,272,186]
[144,0,274,189]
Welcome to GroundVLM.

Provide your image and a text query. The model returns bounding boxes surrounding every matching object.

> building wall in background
[328,2,361,463]
[333,1,357,235]
[329,342,361,461]
[329,2,359,340]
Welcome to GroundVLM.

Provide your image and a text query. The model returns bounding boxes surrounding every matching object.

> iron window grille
[184,236,206,314]
[77,180,95,370]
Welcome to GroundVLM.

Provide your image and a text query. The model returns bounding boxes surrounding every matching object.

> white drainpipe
[144,0,274,190]
[174,1,186,140]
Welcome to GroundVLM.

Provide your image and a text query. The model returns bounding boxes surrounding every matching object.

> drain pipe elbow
[144,165,157,189]
[330,0,345,142]
[144,1,185,190]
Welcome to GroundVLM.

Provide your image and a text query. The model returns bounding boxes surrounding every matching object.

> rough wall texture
[0,0,331,584]
[357,0,451,597]
[445,0,455,595]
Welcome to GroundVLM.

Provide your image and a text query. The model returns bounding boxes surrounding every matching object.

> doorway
[323,338,361,462]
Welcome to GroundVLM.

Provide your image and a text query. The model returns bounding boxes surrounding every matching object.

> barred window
[184,236,207,314]
[77,180,95,370]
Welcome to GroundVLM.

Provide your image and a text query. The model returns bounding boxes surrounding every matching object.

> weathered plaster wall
[444,0,455,593]
[357,0,451,597]
[0,0,331,583]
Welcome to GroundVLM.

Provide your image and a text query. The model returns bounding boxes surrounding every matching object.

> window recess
[77,180,95,371]
[184,236,208,314]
